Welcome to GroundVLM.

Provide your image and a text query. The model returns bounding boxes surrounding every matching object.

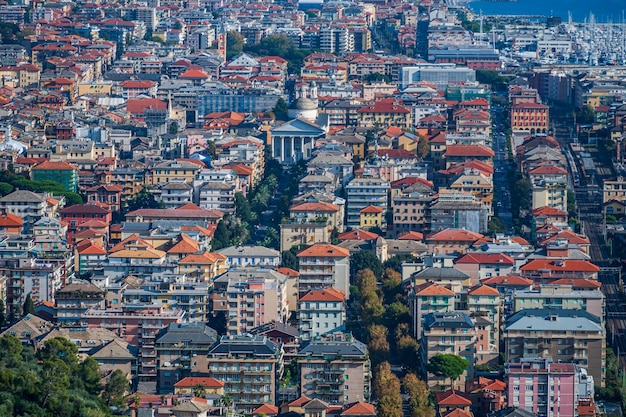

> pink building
[83,304,185,383]
[506,359,594,417]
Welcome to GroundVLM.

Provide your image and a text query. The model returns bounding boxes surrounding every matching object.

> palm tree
[220,394,233,416]
[193,384,206,398]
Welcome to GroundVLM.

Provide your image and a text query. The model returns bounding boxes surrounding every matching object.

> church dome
[289,97,317,111]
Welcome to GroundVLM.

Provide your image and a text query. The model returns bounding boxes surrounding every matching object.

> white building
[298,287,346,341]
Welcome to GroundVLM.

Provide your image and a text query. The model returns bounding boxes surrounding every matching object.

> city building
[296,244,351,298]
[298,287,346,341]
[505,359,595,417]
[421,312,476,390]
[503,309,605,387]
[155,323,219,394]
[297,333,371,405]
[191,334,284,413]
[31,161,78,192]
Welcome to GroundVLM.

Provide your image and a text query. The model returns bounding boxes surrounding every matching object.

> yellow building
[178,252,229,281]
[357,99,412,129]
[174,377,225,396]
[360,205,383,229]
[78,81,113,96]
[449,170,493,206]
[0,63,40,88]
[145,160,201,185]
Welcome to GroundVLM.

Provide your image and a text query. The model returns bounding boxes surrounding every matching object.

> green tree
[211,220,231,251]
[381,268,402,303]
[397,336,420,372]
[103,369,129,408]
[169,121,178,134]
[272,98,289,121]
[36,337,79,372]
[234,192,255,224]
[487,217,505,234]
[355,268,378,294]
[417,136,430,158]
[367,324,390,366]
[576,104,595,125]
[193,384,207,398]
[403,373,434,417]
[350,251,383,280]
[0,182,13,196]
[383,254,417,273]
[0,299,5,328]
[226,31,245,58]
[280,249,299,270]
[512,178,531,213]
[374,362,403,417]
[567,189,576,218]
[364,72,391,83]
[78,357,103,395]
[427,354,470,389]
[23,293,35,316]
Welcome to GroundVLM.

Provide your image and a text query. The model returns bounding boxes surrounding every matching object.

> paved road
[492,106,513,232]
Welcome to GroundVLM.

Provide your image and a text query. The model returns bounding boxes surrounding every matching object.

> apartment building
[503,309,605,387]
[296,244,351,298]
[345,175,390,228]
[512,285,605,320]
[145,160,201,185]
[155,322,219,394]
[192,335,284,413]
[211,269,290,335]
[408,282,455,339]
[421,312,476,390]
[55,282,105,327]
[506,359,595,417]
[83,304,186,387]
[298,333,371,405]
[298,287,346,341]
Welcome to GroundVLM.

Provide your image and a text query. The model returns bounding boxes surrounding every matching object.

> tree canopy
[350,251,383,280]
[427,354,469,385]
[0,334,114,416]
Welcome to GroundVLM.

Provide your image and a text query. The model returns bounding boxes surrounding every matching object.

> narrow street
[492,105,513,232]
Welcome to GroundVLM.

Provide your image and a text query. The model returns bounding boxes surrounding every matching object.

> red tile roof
[277,267,300,277]
[360,205,383,214]
[533,206,568,216]
[33,160,77,171]
[415,282,455,296]
[520,259,600,273]
[528,165,568,175]
[126,98,167,114]
[444,144,495,158]
[435,390,472,406]
[548,278,601,289]
[0,212,22,227]
[480,275,533,286]
[341,402,376,416]
[174,377,225,388]
[297,244,350,258]
[375,149,416,159]
[300,287,346,302]
[455,253,515,265]
[427,228,484,242]
[468,284,500,295]
[252,404,279,415]
[167,234,200,254]
[398,231,424,241]
[290,202,339,212]
[338,229,380,241]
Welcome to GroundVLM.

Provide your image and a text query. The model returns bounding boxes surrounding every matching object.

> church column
[291,137,295,163]
[300,137,304,160]
[280,137,285,163]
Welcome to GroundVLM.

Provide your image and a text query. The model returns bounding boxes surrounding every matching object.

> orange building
[510,102,549,134]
